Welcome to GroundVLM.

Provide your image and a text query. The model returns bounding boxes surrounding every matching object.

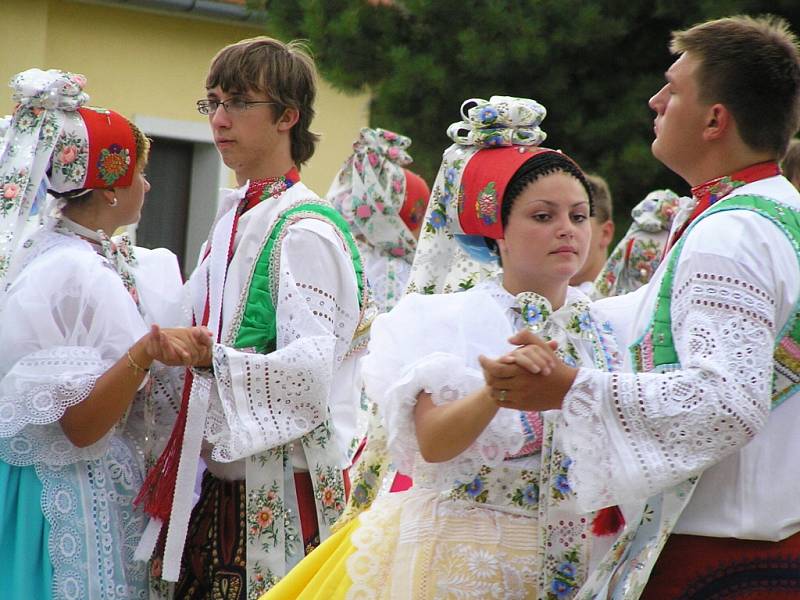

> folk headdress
[0,69,141,301]
[328,127,429,261]
[407,95,567,294]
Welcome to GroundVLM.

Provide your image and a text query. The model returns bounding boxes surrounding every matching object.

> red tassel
[591,505,625,536]
[134,368,193,520]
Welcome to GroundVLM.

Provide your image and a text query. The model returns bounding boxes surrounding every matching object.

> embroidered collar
[242,166,300,212]
[666,161,780,254]
[690,161,780,207]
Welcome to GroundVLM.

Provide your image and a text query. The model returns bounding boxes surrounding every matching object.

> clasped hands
[143,324,214,367]
[478,329,578,411]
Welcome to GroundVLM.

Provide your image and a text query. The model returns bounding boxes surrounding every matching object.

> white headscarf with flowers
[328,127,420,262]
[406,95,546,295]
[0,69,88,303]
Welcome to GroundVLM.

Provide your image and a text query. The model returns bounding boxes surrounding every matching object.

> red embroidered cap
[399,168,430,232]
[459,146,559,239]
[78,106,137,188]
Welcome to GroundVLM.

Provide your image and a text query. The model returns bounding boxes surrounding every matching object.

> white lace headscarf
[0,69,89,301]
[406,95,547,295]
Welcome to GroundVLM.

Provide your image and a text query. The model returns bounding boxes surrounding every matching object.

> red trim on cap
[79,106,137,189]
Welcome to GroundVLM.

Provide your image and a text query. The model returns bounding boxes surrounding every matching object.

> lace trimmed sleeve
[206,219,361,462]
[361,290,525,479]
[0,242,147,466]
[562,248,777,510]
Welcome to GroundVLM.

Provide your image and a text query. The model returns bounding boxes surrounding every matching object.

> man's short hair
[206,36,320,166]
[671,15,800,158]
[586,173,612,223]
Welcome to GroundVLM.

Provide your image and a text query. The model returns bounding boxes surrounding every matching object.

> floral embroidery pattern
[509,471,540,510]
[97,143,131,186]
[476,181,498,225]
[0,170,28,217]
[550,452,573,501]
[247,481,299,556]
[425,158,463,236]
[247,563,277,600]
[449,466,490,503]
[547,547,581,600]
[52,131,89,186]
[313,465,346,526]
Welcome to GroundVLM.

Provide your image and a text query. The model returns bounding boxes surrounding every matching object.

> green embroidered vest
[630,194,800,408]
[232,201,367,353]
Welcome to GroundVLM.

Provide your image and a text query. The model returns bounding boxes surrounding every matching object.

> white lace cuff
[561,367,642,510]
[206,336,336,462]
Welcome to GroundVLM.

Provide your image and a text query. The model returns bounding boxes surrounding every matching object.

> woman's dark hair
[484,151,594,255]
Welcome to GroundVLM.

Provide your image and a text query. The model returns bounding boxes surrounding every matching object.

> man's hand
[145,325,214,367]
[478,329,577,411]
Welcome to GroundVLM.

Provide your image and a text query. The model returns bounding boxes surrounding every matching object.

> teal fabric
[0,461,52,600]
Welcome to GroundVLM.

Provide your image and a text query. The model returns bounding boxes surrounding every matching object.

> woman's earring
[109,198,118,207]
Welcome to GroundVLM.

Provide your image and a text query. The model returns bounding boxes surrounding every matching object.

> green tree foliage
[252,0,800,221]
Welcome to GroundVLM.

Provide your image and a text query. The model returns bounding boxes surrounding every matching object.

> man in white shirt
[481,15,800,598]
[140,37,368,598]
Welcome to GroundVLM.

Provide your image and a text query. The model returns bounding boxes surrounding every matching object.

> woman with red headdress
[262,96,625,599]
[0,69,210,599]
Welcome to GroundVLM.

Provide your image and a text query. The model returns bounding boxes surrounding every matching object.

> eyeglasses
[196,98,277,116]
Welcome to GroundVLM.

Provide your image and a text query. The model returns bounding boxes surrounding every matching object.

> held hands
[143,324,214,367]
[479,329,577,412]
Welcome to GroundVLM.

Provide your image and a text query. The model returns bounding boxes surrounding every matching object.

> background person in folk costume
[328,126,430,313]
[135,37,371,598]
[481,16,800,599]
[568,173,615,297]
[591,187,681,299]
[263,96,626,600]
[326,127,430,520]
[0,69,210,600]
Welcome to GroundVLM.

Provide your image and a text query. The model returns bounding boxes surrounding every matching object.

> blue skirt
[0,461,53,600]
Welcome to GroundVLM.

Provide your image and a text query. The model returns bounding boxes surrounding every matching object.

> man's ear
[599,219,615,249]
[703,103,730,142]
[276,107,300,132]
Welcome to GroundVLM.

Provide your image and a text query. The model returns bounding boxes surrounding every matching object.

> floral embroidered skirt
[262,488,541,599]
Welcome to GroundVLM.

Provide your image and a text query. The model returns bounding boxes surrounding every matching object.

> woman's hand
[143,324,214,367]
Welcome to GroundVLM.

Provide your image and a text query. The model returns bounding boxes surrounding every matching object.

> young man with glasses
[141,36,369,598]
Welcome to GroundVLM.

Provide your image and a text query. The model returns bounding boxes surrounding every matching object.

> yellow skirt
[262,517,359,599]
[262,488,540,600]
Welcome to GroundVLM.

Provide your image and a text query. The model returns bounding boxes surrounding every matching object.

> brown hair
[206,36,320,166]
[130,121,151,171]
[670,15,800,158]
[782,137,800,183]
[585,173,612,223]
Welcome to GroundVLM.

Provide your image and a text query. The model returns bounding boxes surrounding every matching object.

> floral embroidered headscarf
[0,69,141,301]
[407,95,569,294]
[328,127,429,262]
